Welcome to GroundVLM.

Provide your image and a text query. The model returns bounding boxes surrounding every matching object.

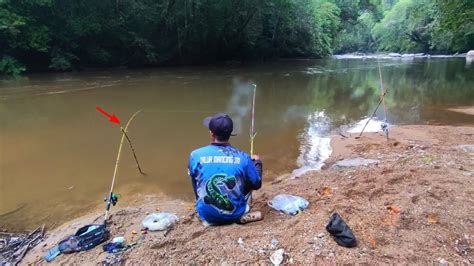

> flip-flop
[239,211,263,224]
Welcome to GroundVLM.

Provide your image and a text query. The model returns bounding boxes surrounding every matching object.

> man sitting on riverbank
[188,113,263,225]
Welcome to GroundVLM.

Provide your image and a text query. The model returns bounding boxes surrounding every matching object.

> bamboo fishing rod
[250,84,257,157]
[104,110,142,223]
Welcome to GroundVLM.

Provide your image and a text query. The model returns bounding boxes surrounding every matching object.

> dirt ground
[21,125,474,264]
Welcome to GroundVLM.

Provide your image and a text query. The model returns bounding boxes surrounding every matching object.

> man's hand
[251,154,263,180]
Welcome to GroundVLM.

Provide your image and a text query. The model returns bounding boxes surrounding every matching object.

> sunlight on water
[292,111,332,176]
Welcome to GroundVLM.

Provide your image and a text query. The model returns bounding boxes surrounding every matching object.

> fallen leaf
[427,213,438,224]
[382,205,401,226]
[382,212,399,226]
[322,187,333,196]
[387,205,401,214]
[370,238,377,249]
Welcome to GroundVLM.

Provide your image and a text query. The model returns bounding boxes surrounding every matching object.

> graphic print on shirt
[203,173,236,211]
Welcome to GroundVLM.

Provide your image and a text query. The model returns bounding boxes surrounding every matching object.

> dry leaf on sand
[427,213,438,224]
[370,238,377,249]
[387,205,401,214]
[322,187,333,196]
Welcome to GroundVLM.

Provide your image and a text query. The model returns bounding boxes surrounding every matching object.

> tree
[1,0,473,77]
[372,0,435,52]
[0,1,51,76]
[430,0,474,52]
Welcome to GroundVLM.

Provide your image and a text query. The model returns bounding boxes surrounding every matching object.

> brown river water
[1,58,473,231]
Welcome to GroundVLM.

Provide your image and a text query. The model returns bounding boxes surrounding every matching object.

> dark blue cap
[203,113,236,138]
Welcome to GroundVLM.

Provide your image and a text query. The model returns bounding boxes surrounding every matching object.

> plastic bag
[44,246,61,262]
[268,194,309,215]
[325,213,357,248]
[142,212,179,231]
[103,242,124,253]
[112,236,125,244]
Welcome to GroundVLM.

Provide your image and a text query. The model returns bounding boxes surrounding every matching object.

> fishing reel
[381,121,389,140]
[104,193,120,206]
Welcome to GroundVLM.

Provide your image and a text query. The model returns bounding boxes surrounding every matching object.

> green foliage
[430,0,474,52]
[1,0,51,76]
[372,0,434,52]
[0,55,25,77]
[49,48,78,71]
[372,0,474,53]
[312,0,341,54]
[332,0,383,53]
[0,0,472,76]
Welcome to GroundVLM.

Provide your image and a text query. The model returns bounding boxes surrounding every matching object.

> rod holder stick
[359,90,388,137]
[121,127,145,175]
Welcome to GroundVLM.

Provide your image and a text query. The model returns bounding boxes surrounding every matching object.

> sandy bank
[21,125,474,264]
[448,106,474,116]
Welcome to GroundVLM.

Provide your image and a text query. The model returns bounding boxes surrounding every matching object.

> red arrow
[96,106,121,124]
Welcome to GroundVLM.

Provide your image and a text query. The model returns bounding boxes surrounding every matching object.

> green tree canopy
[1,0,473,76]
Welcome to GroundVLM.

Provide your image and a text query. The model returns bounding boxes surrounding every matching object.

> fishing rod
[250,84,257,157]
[359,88,388,137]
[104,110,142,224]
[359,60,389,140]
[377,60,389,140]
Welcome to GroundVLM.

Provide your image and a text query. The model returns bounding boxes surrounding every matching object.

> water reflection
[292,111,332,176]
[466,57,473,67]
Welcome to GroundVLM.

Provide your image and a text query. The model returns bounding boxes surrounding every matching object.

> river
[1,58,473,231]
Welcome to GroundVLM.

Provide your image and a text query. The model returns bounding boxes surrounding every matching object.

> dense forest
[0,0,473,76]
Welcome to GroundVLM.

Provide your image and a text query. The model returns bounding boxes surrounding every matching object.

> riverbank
[21,125,474,264]
[332,52,468,60]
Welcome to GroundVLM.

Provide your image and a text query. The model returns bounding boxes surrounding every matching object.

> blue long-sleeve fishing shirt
[188,143,262,224]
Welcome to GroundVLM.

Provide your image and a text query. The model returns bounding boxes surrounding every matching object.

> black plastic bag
[325,213,357,248]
